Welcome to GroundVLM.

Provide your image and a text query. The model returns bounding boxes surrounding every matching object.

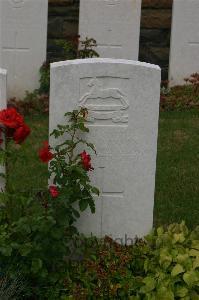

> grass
[154,109,199,229]
[6,109,199,229]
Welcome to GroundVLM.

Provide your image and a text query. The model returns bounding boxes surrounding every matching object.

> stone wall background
[48,0,173,80]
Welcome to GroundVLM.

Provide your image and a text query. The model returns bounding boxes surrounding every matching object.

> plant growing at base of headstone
[77,37,99,59]
[63,222,199,299]
[184,73,199,94]
[38,36,99,95]
[39,107,99,231]
[0,107,99,298]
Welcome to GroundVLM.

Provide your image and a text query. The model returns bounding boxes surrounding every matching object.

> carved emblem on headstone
[79,78,129,123]
[9,0,25,8]
[104,0,120,5]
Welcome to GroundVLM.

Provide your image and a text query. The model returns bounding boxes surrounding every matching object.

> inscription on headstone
[49,58,161,240]
[9,0,25,8]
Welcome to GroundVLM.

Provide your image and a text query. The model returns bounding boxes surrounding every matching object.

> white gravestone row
[0,0,48,99]
[0,68,7,191]
[79,0,141,60]
[49,58,161,240]
[169,0,199,86]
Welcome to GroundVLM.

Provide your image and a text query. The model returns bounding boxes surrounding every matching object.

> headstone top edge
[51,58,161,72]
[0,68,7,76]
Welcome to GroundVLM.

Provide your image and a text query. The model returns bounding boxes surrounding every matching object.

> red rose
[80,150,94,171]
[13,123,31,144]
[0,108,24,129]
[49,185,59,198]
[39,141,53,163]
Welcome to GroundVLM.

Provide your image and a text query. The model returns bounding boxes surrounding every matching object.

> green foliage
[55,39,77,60]
[77,37,99,59]
[49,107,99,228]
[64,222,199,299]
[0,108,99,299]
[0,190,69,298]
[38,61,50,95]
[38,36,99,95]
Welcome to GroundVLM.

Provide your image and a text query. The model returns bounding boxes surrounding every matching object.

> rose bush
[0,107,30,144]
[0,107,99,299]
[39,141,53,163]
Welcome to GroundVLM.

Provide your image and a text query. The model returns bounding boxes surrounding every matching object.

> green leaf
[192,240,199,250]
[87,198,95,214]
[64,112,73,117]
[91,186,100,196]
[77,122,89,132]
[173,233,185,243]
[79,199,88,212]
[157,226,164,236]
[86,142,96,153]
[0,245,12,256]
[19,243,32,256]
[183,271,199,287]
[157,287,174,300]
[189,249,199,257]
[171,264,184,277]
[141,276,156,293]
[175,285,188,298]
[31,258,43,274]
[159,249,172,269]
[73,209,80,219]
[193,258,199,270]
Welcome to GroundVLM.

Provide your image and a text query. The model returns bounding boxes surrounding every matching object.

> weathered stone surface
[49,58,161,240]
[79,0,141,60]
[169,0,199,86]
[141,9,172,29]
[0,68,7,191]
[142,0,173,9]
[0,0,48,99]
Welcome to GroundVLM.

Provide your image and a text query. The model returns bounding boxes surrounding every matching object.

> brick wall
[48,0,79,61]
[48,0,173,79]
[140,0,173,79]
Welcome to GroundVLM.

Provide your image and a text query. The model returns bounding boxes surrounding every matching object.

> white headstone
[79,0,141,60]
[169,0,199,86]
[0,0,48,99]
[0,68,7,191]
[49,58,161,240]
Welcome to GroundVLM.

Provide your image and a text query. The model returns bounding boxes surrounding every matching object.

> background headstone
[79,0,141,60]
[0,68,7,191]
[169,0,199,86]
[0,0,48,99]
[50,58,161,240]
